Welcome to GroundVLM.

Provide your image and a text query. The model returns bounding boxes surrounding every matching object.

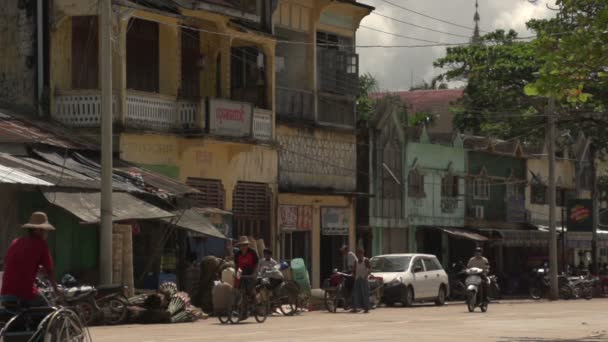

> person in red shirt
[1,212,60,307]
[233,236,259,297]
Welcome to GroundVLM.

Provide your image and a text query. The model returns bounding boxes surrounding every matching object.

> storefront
[277,193,356,288]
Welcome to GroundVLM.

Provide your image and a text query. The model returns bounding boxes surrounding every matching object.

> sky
[356,0,558,91]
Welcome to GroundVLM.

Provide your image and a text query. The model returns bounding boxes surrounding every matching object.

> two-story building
[46,0,278,246]
[273,0,372,287]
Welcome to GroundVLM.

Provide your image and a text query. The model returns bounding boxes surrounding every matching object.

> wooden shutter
[232,181,271,243]
[72,16,99,89]
[180,28,200,99]
[186,178,225,209]
[127,19,159,92]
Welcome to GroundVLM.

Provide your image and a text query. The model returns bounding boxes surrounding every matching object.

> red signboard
[279,205,312,231]
[208,99,252,137]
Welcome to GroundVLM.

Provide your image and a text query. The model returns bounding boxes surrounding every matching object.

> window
[473,177,490,199]
[441,175,459,197]
[180,28,200,99]
[506,182,523,199]
[531,183,547,205]
[411,258,424,272]
[186,178,225,209]
[72,16,99,89]
[408,169,425,198]
[127,19,159,92]
[231,47,267,108]
[423,258,441,271]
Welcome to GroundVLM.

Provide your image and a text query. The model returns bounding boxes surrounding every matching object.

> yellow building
[49,0,278,244]
[273,0,372,287]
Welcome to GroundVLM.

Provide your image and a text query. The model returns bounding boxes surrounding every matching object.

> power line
[360,24,467,44]
[375,0,488,33]
[370,12,473,39]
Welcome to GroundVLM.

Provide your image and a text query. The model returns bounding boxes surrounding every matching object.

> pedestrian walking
[351,248,371,313]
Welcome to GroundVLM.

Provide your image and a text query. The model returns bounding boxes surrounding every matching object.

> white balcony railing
[125,91,177,131]
[252,108,272,141]
[54,91,117,127]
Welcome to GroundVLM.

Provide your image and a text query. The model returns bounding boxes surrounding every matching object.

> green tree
[434,30,545,140]
[357,73,379,121]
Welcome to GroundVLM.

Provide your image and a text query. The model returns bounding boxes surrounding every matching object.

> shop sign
[506,196,527,223]
[208,99,252,137]
[567,199,593,232]
[321,207,349,235]
[279,205,312,231]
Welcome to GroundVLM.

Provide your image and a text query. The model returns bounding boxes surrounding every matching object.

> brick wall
[0,0,37,111]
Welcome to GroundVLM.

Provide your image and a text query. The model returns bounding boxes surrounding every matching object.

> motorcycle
[465,268,488,313]
[41,274,129,326]
[448,262,467,301]
[561,276,594,300]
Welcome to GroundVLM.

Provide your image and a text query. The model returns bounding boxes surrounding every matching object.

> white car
[370,254,449,307]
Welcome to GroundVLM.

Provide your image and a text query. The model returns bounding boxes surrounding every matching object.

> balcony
[276,87,314,122]
[54,91,273,141]
[54,90,201,131]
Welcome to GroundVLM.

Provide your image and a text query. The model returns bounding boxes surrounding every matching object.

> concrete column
[408,226,417,253]
[312,204,321,289]
[115,17,129,126]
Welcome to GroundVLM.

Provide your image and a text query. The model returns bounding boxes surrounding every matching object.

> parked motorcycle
[40,274,129,326]
[561,276,594,300]
[465,268,488,313]
[448,262,467,301]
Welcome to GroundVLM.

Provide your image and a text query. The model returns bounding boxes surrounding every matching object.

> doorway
[320,235,348,284]
[282,231,312,275]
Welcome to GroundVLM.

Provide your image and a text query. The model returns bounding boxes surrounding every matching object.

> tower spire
[472,0,481,45]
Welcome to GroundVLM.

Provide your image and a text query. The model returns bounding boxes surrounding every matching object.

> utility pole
[591,145,599,275]
[547,98,559,300]
[100,0,113,285]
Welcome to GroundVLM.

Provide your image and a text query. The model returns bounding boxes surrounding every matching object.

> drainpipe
[37,0,44,117]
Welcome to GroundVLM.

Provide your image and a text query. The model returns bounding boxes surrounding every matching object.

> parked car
[370,254,449,307]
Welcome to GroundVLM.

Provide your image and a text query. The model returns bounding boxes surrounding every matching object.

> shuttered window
[72,16,99,89]
[186,178,225,209]
[180,28,200,99]
[232,181,271,244]
[127,19,159,92]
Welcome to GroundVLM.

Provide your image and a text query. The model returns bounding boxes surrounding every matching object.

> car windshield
[371,256,412,273]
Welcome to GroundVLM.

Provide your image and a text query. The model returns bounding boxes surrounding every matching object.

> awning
[440,228,488,242]
[162,209,228,240]
[483,229,550,247]
[0,163,53,186]
[44,191,174,223]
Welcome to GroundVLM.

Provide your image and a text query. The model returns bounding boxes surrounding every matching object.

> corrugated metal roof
[162,209,227,239]
[43,191,175,223]
[0,163,53,186]
[0,109,95,150]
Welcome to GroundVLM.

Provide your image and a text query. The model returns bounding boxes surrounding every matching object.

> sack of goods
[212,282,235,313]
[221,267,235,287]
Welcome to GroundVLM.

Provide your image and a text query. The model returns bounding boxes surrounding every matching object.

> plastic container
[291,258,311,295]
[221,267,235,287]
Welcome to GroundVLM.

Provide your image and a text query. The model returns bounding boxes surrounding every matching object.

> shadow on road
[498,334,607,342]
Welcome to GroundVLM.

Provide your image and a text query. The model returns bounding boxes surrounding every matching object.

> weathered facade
[0,0,40,112]
[274,0,372,287]
[47,0,279,246]
[406,129,468,266]
[358,96,407,257]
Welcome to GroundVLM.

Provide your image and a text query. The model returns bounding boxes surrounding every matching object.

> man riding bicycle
[234,236,259,308]
[1,212,61,307]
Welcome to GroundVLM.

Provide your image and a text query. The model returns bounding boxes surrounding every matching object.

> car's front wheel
[402,286,414,307]
[435,286,447,306]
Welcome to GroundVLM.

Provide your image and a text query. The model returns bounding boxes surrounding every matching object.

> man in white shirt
[340,245,358,273]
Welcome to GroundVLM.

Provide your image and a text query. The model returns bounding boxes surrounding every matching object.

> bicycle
[0,296,91,342]
[322,270,352,313]
[217,275,269,324]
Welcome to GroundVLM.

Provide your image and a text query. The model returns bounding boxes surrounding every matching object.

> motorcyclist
[258,248,278,272]
[467,247,490,302]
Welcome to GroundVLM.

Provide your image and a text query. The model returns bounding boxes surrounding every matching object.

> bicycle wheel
[73,300,96,326]
[42,308,91,342]
[254,301,269,323]
[277,282,299,316]
[324,288,337,313]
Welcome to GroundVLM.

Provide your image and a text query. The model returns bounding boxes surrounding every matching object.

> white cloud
[356,0,558,91]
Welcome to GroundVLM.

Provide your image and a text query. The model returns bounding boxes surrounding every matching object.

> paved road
[91,300,608,342]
